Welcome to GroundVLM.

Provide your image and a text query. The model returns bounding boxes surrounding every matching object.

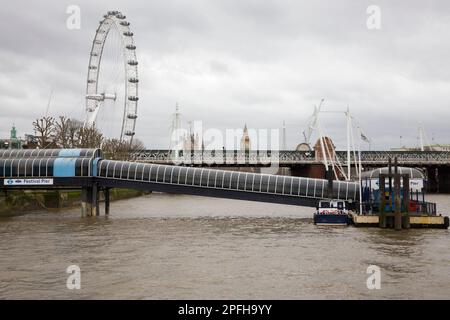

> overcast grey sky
[0,0,449,150]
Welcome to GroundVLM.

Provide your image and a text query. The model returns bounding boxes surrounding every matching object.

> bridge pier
[426,165,450,193]
[81,184,99,217]
[104,188,110,215]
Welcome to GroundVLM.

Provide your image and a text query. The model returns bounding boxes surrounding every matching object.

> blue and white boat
[314,200,349,225]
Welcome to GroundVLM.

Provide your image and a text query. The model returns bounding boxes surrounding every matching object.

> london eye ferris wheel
[84,10,139,146]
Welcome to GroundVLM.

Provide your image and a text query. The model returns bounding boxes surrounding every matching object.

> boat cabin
[316,200,347,215]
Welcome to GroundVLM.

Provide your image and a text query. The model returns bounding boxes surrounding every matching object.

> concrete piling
[394,157,402,230]
[403,175,411,229]
[379,175,386,228]
[104,188,110,215]
[93,183,99,216]
[81,184,100,217]
[81,187,92,217]
[394,174,402,231]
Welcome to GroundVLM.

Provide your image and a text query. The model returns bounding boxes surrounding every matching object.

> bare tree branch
[32,116,55,148]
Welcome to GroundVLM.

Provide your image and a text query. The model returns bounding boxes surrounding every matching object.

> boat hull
[314,214,349,225]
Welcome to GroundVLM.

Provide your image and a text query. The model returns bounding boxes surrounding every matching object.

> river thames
[0,193,448,299]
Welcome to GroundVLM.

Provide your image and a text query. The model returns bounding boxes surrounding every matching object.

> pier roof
[361,167,425,179]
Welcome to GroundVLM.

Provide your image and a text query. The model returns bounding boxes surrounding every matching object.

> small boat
[314,200,349,225]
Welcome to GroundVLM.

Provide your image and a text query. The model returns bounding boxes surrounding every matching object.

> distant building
[240,124,251,151]
[0,125,38,149]
[1,125,22,149]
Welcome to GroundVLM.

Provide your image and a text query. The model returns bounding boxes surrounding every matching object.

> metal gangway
[1,149,359,215]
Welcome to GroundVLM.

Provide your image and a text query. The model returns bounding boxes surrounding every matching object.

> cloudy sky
[1,0,449,150]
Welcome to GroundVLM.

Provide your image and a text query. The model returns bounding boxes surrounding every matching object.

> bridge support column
[81,187,92,217]
[93,183,99,216]
[379,176,386,228]
[403,175,410,229]
[394,174,402,231]
[81,184,99,217]
[104,188,110,215]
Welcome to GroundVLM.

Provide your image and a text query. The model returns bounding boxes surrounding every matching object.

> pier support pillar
[104,188,110,215]
[81,187,93,217]
[81,184,99,217]
[394,174,402,231]
[379,176,386,228]
[403,176,410,229]
[92,183,99,216]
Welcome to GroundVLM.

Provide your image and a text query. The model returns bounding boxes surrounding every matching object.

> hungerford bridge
[131,149,450,166]
[0,149,360,216]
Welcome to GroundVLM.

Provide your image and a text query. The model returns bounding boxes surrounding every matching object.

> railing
[418,201,437,215]
[129,150,450,165]
[131,150,316,165]
[97,159,360,203]
[335,151,450,165]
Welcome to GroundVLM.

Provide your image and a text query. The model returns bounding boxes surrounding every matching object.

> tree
[102,138,146,160]
[79,124,103,148]
[67,119,83,148]
[54,116,71,148]
[31,115,145,155]
[32,116,55,148]
[131,138,145,153]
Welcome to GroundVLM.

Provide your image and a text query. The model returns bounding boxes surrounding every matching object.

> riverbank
[0,189,147,216]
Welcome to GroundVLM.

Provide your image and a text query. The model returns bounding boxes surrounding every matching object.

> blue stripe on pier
[53,158,77,177]
[58,149,82,157]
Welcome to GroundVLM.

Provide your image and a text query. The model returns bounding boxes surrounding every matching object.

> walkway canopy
[361,167,425,179]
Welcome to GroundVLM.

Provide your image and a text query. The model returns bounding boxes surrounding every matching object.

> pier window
[237,173,246,191]
[260,175,270,193]
[291,178,300,196]
[276,177,285,194]
[142,165,151,181]
[222,172,232,189]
